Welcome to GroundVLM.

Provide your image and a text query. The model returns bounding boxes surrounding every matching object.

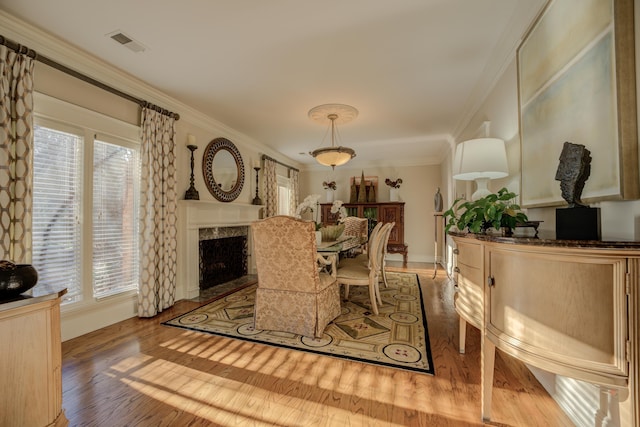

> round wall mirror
[202,137,245,202]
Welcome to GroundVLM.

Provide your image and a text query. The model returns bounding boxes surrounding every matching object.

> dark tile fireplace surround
[199,226,248,290]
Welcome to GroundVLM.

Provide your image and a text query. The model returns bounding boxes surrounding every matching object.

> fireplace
[198,226,248,290]
[178,200,262,300]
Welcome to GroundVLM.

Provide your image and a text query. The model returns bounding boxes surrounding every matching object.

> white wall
[299,163,442,263]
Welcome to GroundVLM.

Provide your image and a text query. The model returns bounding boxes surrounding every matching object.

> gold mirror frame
[202,137,245,202]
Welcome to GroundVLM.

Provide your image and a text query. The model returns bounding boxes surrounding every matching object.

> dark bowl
[0,264,38,298]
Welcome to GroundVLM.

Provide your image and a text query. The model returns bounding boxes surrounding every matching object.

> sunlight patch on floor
[116,356,410,426]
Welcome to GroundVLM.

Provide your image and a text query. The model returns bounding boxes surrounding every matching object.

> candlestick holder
[185,144,200,200]
[252,165,262,205]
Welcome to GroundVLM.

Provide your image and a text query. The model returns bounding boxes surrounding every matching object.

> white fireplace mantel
[177,200,263,300]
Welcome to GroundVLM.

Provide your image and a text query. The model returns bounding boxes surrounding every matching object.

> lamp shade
[312,146,356,167]
[452,138,508,180]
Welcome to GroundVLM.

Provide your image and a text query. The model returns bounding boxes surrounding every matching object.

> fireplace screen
[199,236,248,289]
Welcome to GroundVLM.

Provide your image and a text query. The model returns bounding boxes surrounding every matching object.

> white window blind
[32,125,83,304]
[92,139,140,299]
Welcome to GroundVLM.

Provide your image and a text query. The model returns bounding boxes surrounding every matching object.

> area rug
[163,271,434,375]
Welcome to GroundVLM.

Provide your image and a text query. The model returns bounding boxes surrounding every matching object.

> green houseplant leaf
[444,187,528,235]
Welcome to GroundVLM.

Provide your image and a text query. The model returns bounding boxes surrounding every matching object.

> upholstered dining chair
[340,216,368,256]
[342,216,368,239]
[251,215,341,338]
[335,222,393,315]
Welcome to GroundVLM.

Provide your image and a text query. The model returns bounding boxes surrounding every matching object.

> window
[32,93,141,306]
[32,124,83,303]
[92,138,139,299]
[277,175,291,215]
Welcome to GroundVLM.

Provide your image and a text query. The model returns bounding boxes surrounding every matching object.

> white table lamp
[453,138,508,200]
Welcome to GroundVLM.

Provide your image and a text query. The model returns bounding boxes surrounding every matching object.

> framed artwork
[518,0,638,207]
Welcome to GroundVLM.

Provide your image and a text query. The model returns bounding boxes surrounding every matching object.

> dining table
[316,235,367,275]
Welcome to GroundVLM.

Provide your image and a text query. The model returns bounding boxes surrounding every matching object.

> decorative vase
[390,188,399,202]
[320,224,345,242]
[326,189,334,203]
[0,263,38,299]
[434,187,443,212]
[316,231,322,246]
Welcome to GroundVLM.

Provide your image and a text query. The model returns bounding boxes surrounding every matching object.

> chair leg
[368,281,379,315]
[375,281,383,307]
[344,284,350,299]
[381,260,389,288]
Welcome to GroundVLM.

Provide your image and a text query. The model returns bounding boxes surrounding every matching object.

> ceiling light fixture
[308,104,357,169]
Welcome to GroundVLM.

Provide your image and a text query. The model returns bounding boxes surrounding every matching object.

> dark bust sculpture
[554,141,591,208]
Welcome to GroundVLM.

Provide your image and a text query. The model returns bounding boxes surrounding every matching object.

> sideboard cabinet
[321,202,408,263]
[450,233,638,425]
[0,287,68,427]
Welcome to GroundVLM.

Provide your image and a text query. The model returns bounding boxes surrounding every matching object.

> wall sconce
[453,138,508,200]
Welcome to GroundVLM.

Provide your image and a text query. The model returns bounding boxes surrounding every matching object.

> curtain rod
[0,35,180,120]
[261,154,299,172]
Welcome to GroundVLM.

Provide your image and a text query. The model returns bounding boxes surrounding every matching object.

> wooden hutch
[321,201,408,264]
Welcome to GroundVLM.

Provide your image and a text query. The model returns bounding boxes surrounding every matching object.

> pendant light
[309,104,357,169]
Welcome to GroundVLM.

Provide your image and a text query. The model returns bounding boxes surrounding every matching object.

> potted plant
[323,181,337,202]
[385,178,402,201]
[443,187,528,235]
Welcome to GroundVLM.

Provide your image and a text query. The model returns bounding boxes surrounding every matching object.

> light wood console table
[0,285,68,427]
[450,232,639,425]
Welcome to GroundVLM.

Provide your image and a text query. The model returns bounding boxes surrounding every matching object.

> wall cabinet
[0,289,68,427]
[450,234,638,425]
[321,202,408,263]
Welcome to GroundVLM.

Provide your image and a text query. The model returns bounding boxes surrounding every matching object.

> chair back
[368,223,393,273]
[342,216,368,239]
[364,221,384,256]
[251,215,321,292]
[380,221,395,259]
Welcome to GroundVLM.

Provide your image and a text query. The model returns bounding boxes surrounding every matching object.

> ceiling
[0,0,546,168]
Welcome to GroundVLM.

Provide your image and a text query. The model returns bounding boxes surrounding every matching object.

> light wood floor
[61,263,575,426]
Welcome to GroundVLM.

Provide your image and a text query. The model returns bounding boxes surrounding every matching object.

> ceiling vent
[107,30,146,53]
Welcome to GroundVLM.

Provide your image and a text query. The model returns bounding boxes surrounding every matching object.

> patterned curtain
[0,46,34,263]
[263,157,278,217]
[138,107,177,317]
[289,168,299,216]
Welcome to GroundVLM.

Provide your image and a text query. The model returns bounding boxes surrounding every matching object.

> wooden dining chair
[378,221,395,288]
[346,221,394,288]
[335,222,393,315]
[361,221,383,258]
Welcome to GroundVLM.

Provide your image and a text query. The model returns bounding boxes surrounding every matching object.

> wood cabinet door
[485,245,628,386]
[379,204,403,245]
